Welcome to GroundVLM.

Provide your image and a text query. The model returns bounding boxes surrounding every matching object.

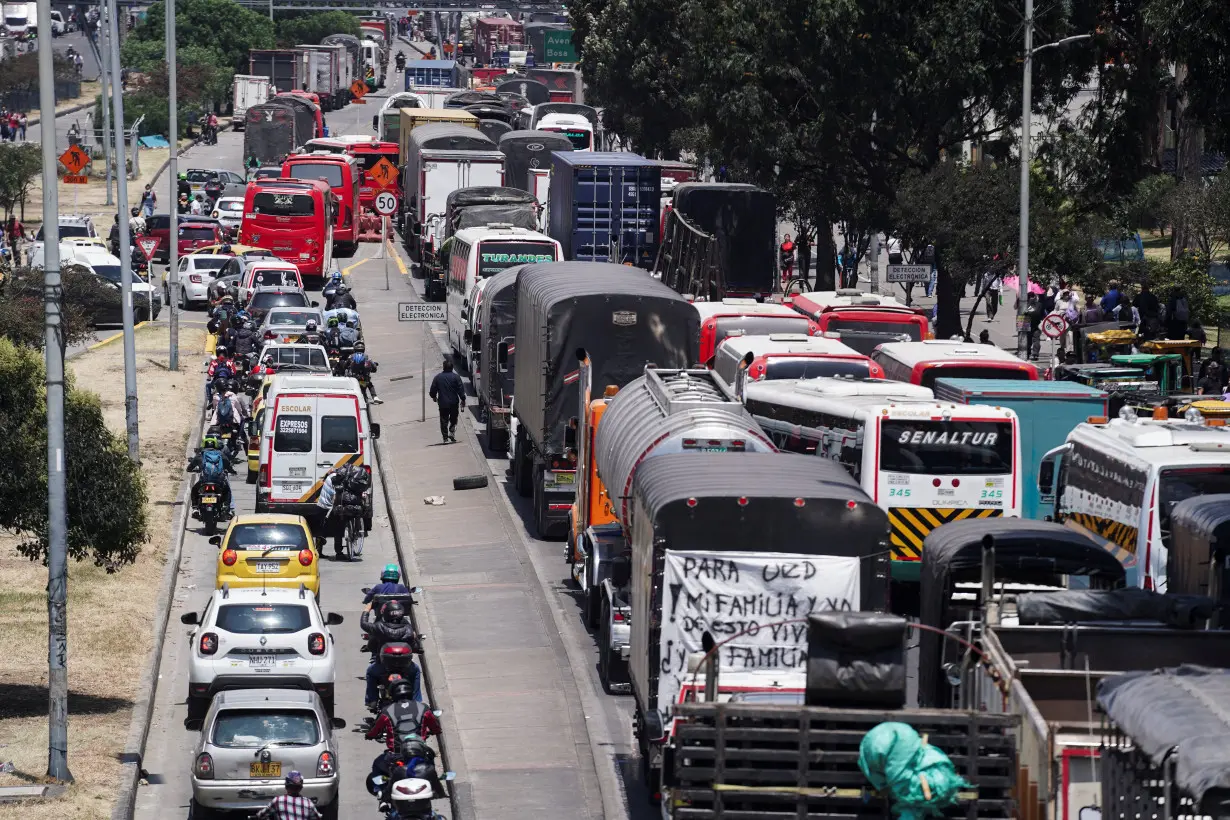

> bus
[692,298,819,364]
[872,340,1038,388]
[790,290,931,355]
[712,333,884,388]
[282,153,362,255]
[743,376,1022,582]
[240,179,336,281]
[536,112,594,151]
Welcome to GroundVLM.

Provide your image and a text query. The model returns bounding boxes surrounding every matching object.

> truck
[407,86,464,110]
[248,49,305,94]
[477,266,521,452]
[404,59,461,89]
[474,17,525,67]
[548,152,661,270]
[525,67,582,103]
[569,366,777,680]
[617,451,895,804]
[359,17,388,45]
[320,33,361,90]
[932,379,1109,520]
[296,44,344,111]
[242,100,303,166]
[231,75,273,131]
[509,263,700,538]
[2,2,32,36]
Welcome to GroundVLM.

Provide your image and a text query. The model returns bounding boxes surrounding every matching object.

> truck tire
[599,602,630,695]
[582,552,601,630]
[453,474,488,491]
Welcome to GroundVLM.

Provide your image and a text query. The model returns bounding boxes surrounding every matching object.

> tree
[112,44,233,135]
[0,265,116,351]
[0,337,148,569]
[127,0,275,75]
[275,11,360,48]
[0,142,41,220]
[1145,0,1230,155]
[1162,177,1230,261]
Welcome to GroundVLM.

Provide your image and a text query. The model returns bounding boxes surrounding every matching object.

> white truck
[3,2,34,36]
[404,149,505,266]
[296,44,343,111]
[231,75,273,132]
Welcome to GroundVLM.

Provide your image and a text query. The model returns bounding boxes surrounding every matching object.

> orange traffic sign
[350,79,367,100]
[62,174,89,184]
[59,145,89,175]
[368,157,398,190]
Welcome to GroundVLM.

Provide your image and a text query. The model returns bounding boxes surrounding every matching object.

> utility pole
[37,0,72,784]
[1016,0,1034,359]
[99,0,113,206]
[167,0,179,371]
[870,233,881,295]
[106,0,140,461]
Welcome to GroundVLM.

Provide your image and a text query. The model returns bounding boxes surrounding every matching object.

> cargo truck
[474,17,525,67]
[548,152,661,270]
[404,59,461,89]
[618,452,893,803]
[320,33,361,89]
[509,263,700,538]
[248,49,305,94]
[231,75,273,131]
[296,44,344,111]
[476,265,522,452]
[498,130,573,221]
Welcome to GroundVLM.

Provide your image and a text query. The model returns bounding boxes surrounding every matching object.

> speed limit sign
[373,190,399,216]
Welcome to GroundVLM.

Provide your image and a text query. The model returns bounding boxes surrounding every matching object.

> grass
[0,325,206,820]
[1140,230,1172,262]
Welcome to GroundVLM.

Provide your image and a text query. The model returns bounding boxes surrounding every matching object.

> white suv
[180,586,343,720]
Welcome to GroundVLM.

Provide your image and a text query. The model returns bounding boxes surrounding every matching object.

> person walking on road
[140,183,157,218]
[428,359,465,443]
[254,771,320,819]
[981,268,1002,320]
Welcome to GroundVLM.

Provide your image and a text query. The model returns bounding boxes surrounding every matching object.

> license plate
[250,762,281,778]
[254,561,281,573]
[248,655,276,667]
[201,496,218,504]
[281,483,303,494]
[548,472,575,485]
[289,467,307,477]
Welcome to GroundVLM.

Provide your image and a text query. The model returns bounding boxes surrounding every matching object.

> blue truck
[933,378,1109,520]
[548,152,660,270]
[404,59,460,89]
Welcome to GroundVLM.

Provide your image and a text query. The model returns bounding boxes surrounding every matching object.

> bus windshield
[541,127,591,150]
[879,420,1014,476]
[252,192,316,217]
[476,241,557,278]
[286,163,345,188]
[826,316,923,341]
[764,358,872,380]
[918,365,1032,389]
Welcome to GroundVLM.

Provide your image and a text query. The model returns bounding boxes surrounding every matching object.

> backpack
[213,362,233,381]
[217,394,235,424]
[389,700,427,743]
[200,448,226,481]
[1173,297,1190,323]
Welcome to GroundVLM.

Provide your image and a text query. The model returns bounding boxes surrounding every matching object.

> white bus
[744,377,1021,579]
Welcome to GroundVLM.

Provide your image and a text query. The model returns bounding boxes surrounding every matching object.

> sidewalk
[350,259,606,819]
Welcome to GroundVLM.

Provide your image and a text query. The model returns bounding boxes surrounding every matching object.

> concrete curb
[147,122,235,192]
[111,358,207,820]
[371,433,467,820]
[28,99,94,129]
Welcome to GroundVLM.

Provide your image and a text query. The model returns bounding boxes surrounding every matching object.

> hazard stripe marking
[888,507,1003,562]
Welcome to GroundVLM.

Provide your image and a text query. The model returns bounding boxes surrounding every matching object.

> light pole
[1016,0,1091,356]
[167,0,180,371]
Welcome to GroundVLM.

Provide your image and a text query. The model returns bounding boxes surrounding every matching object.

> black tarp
[1016,588,1216,627]
[1169,494,1230,599]
[512,262,699,453]
[530,102,598,130]
[494,77,548,106]
[495,90,534,110]
[672,183,777,294]
[268,94,318,143]
[445,90,505,109]
[498,130,573,191]
[444,186,538,239]
[1099,664,1230,804]
[465,104,517,125]
[916,518,1125,708]
[477,119,513,142]
[478,265,524,409]
[243,101,299,165]
[406,123,495,154]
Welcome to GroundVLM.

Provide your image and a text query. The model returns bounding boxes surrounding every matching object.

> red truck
[474,17,525,67]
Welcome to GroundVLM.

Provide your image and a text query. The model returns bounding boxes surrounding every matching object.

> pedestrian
[1081,294,1104,325]
[1134,281,1161,341]
[1199,361,1224,396]
[8,111,19,141]
[1100,279,1122,317]
[1023,292,1043,360]
[978,329,993,345]
[1165,288,1190,340]
[189,194,204,216]
[17,112,26,141]
[428,358,466,443]
[140,183,157,218]
[5,213,23,264]
[981,268,1002,320]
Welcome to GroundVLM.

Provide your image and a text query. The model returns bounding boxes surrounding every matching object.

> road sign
[373,190,399,216]
[137,236,162,263]
[59,145,89,175]
[62,175,89,185]
[885,264,931,283]
[350,79,367,102]
[1042,312,1068,339]
[543,30,577,63]
[398,302,446,322]
[369,158,398,191]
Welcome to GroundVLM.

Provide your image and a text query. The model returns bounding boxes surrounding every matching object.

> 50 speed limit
[373,190,399,216]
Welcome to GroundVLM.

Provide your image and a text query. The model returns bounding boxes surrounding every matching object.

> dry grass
[21,146,172,233]
[0,324,206,819]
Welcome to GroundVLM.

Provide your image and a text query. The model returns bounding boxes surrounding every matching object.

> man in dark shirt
[428,359,466,443]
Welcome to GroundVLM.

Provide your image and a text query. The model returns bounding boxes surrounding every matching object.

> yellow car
[212,514,321,595]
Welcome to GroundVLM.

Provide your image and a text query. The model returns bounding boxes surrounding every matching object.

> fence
[64,115,144,180]
[0,80,81,114]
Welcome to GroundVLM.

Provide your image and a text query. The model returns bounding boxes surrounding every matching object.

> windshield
[270,347,329,368]
[918,365,1032,389]
[92,265,123,284]
[764,358,873,380]
[180,226,217,240]
[227,523,309,550]
[212,710,320,748]
[476,241,556,278]
[266,309,318,326]
[215,604,311,634]
[250,269,299,289]
[252,192,316,217]
[1160,468,1230,548]
[38,224,91,240]
[541,126,590,150]
[217,200,244,213]
[286,163,345,188]
[252,293,310,311]
[826,316,923,341]
[879,420,1014,476]
[186,170,214,183]
[712,316,812,352]
[193,258,228,271]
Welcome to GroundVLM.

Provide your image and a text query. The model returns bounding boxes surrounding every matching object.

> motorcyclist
[395,51,406,72]
[322,305,360,329]
[361,600,422,709]
[322,463,371,559]
[209,294,237,335]
[364,564,410,605]
[323,316,343,350]
[346,341,383,404]
[365,678,441,753]
[254,771,320,820]
[230,320,258,369]
[338,318,361,349]
[302,319,323,347]
[206,346,237,403]
[177,171,191,204]
[187,433,237,515]
[325,283,358,312]
[209,378,248,449]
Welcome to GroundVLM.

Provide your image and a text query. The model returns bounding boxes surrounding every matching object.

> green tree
[0,265,118,351]
[0,142,41,220]
[275,11,360,48]
[1145,0,1230,154]
[129,0,275,74]
[0,337,148,569]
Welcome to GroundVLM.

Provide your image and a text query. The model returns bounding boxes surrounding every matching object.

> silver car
[256,305,325,346]
[191,688,340,819]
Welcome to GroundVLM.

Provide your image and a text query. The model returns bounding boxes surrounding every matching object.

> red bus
[692,298,820,365]
[789,291,932,356]
[871,340,1039,388]
[343,138,401,213]
[239,179,336,281]
[281,153,361,254]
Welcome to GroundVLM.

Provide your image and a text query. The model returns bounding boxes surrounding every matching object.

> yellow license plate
[250,762,281,778]
[555,473,575,484]
[202,496,218,504]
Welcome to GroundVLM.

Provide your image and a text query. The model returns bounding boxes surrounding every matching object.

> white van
[256,375,380,518]
[445,226,561,368]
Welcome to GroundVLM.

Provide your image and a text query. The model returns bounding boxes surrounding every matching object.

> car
[252,167,283,181]
[249,289,317,325]
[146,215,225,262]
[189,688,341,819]
[194,244,276,260]
[181,585,343,719]
[239,259,303,302]
[187,168,245,198]
[254,342,333,373]
[210,196,245,236]
[212,514,322,596]
[38,246,163,322]
[30,215,105,258]
[215,254,290,296]
[256,306,325,345]
[164,254,229,308]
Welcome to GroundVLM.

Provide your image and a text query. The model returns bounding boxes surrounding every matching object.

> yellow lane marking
[387,239,408,276]
[87,321,148,351]
[341,258,370,277]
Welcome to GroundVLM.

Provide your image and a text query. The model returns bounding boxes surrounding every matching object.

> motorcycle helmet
[285,771,304,791]
[305,320,318,332]
[215,345,228,356]
[381,600,406,622]
[354,341,366,353]
[327,316,339,328]
[202,434,221,449]
[345,318,356,327]
[381,563,400,583]
[244,320,255,331]
[220,294,234,304]
[388,678,414,702]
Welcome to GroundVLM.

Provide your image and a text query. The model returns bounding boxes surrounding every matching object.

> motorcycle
[193,479,230,535]
[374,768,456,819]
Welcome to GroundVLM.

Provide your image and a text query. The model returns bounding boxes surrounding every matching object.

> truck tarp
[243,101,299,164]
[1098,664,1230,803]
[477,119,513,142]
[478,265,524,409]
[320,33,360,75]
[494,76,550,106]
[512,262,699,454]
[672,183,776,294]
[1016,588,1216,628]
[269,94,318,142]
[1169,494,1230,598]
[498,130,573,191]
[444,186,538,238]
[406,123,494,155]
[445,90,505,109]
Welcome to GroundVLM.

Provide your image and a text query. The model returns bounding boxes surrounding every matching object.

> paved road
[25,30,102,149]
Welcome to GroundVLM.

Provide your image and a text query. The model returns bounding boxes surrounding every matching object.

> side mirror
[409,586,423,594]
[326,612,344,626]
[181,611,200,625]
[1037,460,1056,499]
[444,771,457,782]
[371,423,381,440]
[311,300,319,307]
[332,716,347,730]
[371,115,378,130]
[470,332,481,352]
[361,586,372,595]
[432,709,443,717]
[463,329,472,344]
[943,661,963,687]
[496,340,510,371]
[208,535,222,547]
[564,418,577,449]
